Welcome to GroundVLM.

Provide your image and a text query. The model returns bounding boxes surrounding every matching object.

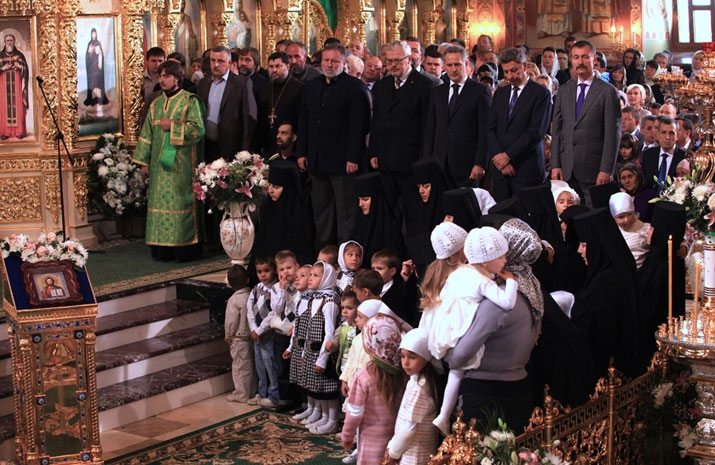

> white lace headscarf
[499,218,544,324]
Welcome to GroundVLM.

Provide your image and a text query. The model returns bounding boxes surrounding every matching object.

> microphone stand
[36,76,73,240]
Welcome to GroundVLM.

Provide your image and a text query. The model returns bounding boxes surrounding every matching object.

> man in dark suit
[642,116,686,191]
[238,47,268,103]
[369,40,437,202]
[423,45,492,188]
[551,40,621,207]
[487,47,552,201]
[198,46,257,163]
[621,106,644,148]
[297,44,371,248]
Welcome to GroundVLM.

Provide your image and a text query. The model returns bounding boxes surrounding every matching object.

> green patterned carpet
[85,240,231,298]
[106,409,346,465]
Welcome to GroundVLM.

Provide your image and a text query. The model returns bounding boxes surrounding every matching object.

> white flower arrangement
[192,151,269,211]
[87,133,148,217]
[1,232,89,269]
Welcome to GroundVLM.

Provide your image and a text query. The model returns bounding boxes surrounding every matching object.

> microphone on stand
[36,76,44,85]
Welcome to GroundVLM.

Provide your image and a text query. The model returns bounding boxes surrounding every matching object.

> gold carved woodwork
[44,173,61,226]
[0,0,34,13]
[350,12,370,45]
[262,11,283,65]
[212,12,232,47]
[159,12,182,53]
[456,11,469,46]
[73,170,88,223]
[389,11,404,42]
[58,0,82,150]
[0,177,42,223]
[120,7,146,144]
[422,10,439,47]
[36,2,59,151]
[630,0,641,49]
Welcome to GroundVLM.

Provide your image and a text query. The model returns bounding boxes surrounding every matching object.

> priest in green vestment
[133,60,205,262]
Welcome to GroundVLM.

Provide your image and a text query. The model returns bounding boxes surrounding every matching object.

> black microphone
[36,76,43,85]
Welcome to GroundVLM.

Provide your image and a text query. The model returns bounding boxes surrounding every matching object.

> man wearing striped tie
[487,47,552,202]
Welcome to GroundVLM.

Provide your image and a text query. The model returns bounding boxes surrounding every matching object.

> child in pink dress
[341,314,405,465]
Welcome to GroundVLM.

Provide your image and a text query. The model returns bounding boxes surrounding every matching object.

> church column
[389,11,404,42]
[212,12,232,46]
[36,0,60,150]
[159,12,181,53]
[57,0,81,150]
[422,10,438,46]
[121,0,150,143]
[456,11,469,46]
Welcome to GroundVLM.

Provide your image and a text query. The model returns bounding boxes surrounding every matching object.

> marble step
[0,351,233,447]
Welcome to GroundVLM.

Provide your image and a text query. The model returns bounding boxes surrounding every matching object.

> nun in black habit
[571,208,647,379]
[559,204,590,293]
[639,201,686,357]
[442,188,483,232]
[352,171,406,262]
[253,160,315,265]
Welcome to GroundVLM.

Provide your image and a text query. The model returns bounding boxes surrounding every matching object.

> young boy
[337,241,363,291]
[372,249,419,327]
[317,245,339,273]
[225,264,257,403]
[270,250,301,410]
[326,289,359,377]
[247,254,280,408]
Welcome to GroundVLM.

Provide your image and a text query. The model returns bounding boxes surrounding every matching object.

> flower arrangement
[86,133,148,217]
[192,151,269,211]
[476,419,567,465]
[0,232,89,269]
[633,362,700,464]
[655,175,715,238]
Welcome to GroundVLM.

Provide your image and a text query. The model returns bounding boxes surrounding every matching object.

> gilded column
[389,11,404,42]
[351,12,367,45]
[85,332,102,463]
[263,12,278,65]
[73,156,89,222]
[36,0,60,151]
[422,11,439,46]
[457,11,469,46]
[57,0,82,150]
[121,0,148,143]
[19,337,38,463]
[160,12,181,53]
[212,12,232,47]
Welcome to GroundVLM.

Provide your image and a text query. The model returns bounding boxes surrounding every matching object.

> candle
[694,260,701,334]
[619,25,624,44]
[668,235,673,321]
[611,24,616,47]
[631,25,637,44]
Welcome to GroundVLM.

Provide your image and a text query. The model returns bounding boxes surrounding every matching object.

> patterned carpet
[85,240,231,298]
[106,409,346,465]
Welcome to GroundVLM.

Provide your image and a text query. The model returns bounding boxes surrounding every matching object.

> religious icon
[83,28,109,107]
[0,18,35,143]
[228,0,256,49]
[20,261,83,308]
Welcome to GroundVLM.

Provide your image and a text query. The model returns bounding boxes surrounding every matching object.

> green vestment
[133,89,205,247]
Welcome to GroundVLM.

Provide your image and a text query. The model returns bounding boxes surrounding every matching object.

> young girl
[617,134,641,168]
[429,227,518,435]
[287,265,314,420]
[384,328,439,465]
[341,314,405,464]
[297,262,341,435]
[326,290,359,378]
[553,186,581,219]
[418,221,469,321]
[337,241,363,292]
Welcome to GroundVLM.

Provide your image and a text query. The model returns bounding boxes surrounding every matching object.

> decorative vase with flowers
[193,151,268,264]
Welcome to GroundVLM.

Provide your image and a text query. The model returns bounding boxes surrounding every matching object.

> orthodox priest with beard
[0,33,29,140]
[256,51,304,157]
[133,60,205,262]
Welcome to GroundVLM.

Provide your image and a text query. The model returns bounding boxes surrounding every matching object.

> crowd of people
[133,33,702,464]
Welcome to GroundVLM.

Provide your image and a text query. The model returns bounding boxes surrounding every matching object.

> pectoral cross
[268,109,277,128]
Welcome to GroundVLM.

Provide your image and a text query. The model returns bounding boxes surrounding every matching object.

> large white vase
[220,201,256,265]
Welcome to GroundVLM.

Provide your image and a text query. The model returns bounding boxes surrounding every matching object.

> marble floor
[101,394,261,460]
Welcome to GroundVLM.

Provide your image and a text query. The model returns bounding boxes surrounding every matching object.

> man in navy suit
[642,116,686,190]
[297,44,371,248]
[369,40,437,202]
[423,45,492,188]
[487,47,552,201]
[551,40,621,207]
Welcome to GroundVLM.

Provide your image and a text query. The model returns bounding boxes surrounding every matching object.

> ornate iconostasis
[0,0,646,241]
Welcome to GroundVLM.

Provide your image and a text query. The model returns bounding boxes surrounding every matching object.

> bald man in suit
[551,40,621,207]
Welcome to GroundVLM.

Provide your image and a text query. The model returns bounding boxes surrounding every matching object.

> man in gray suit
[551,40,621,207]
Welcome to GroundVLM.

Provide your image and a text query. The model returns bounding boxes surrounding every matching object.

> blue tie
[658,153,668,185]
[575,83,587,118]
[508,86,518,119]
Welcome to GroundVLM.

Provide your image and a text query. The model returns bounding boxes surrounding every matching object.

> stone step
[0,351,233,447]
